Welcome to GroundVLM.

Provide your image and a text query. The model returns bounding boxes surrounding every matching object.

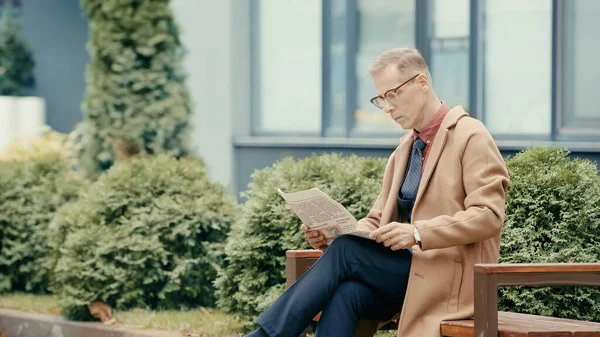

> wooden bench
[286,250,600,337]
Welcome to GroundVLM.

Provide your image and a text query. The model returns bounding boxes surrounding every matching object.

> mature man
[247,48,510,337]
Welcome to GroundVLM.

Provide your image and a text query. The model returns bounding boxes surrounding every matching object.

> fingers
[309,236,327,250]
[301,225,326,249]
[382,235,401,247]
[307,232,325,243]
[369,224,393,241]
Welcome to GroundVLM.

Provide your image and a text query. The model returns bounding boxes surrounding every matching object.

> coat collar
[392,106,469,220]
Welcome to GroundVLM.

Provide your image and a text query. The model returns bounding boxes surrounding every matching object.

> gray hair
[368,48,432,81]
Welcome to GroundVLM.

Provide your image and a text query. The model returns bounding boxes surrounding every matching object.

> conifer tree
[79,0,192,174]
[0,5,35,96]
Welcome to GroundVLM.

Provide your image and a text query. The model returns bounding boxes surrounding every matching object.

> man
[247,48,510,337]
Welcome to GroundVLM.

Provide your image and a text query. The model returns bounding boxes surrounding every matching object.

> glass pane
[353,0,415,133]
[483,0,552,135]
[561,0,600,129]
[430,0,469,111]
[254,0,322,133]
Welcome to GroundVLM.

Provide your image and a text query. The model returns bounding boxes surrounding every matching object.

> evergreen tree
[0,5,35,96]
[79,0,192,175]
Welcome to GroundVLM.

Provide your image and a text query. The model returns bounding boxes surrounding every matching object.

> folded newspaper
[278,187,373,244]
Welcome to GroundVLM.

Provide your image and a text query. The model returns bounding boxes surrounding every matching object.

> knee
[327,235,361,252]
[333,281,368,313]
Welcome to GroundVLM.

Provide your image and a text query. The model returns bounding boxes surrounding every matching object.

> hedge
[0,154,86,293]
[498,147,600,321]
[50,154,238,320]
[217,147,600,326]
[215,153,387,327]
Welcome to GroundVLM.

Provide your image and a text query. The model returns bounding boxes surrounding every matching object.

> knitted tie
[400,137,427,200]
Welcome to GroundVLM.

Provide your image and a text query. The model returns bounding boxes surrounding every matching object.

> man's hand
[300,224,328,251]
[369,222,416,250]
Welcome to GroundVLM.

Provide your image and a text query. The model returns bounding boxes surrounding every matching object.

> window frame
[249,0,600,144]
[553,0,600,141]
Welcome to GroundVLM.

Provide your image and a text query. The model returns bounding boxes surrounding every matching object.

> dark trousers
[256,235,412,337]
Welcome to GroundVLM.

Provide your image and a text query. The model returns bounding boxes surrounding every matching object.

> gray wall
[21,1,89,133]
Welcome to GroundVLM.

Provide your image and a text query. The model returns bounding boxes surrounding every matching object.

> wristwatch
[413,227,422,248]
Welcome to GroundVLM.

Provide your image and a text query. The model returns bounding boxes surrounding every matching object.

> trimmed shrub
[499,147,600,321]
[79,0,192,175]
[215,153,386,327]
[51,154,238,320]
[0,153,86,293]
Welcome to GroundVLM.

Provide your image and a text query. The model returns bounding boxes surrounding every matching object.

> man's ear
[417,73,429,92]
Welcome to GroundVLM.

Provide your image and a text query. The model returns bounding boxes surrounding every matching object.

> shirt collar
[413,102,449,144]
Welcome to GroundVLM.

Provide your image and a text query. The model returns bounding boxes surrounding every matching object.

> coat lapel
[413,107,468,212]
[413,129,448,210]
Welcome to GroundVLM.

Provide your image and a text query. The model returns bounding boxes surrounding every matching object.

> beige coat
[357,106,510,337]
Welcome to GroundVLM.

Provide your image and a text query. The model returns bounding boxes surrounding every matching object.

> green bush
[499,147,600,321]
[0,154,86,293]
[50,154,238,320]
[0,5,35,96]
[215,153,386,327]
[79,0,192,175]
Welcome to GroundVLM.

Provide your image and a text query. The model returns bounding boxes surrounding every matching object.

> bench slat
[441,312,600,337]
[475,263,600,274]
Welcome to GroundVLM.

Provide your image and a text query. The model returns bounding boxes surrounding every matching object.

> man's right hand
[300,224,328,251]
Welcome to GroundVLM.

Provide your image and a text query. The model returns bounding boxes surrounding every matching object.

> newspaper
[277,187,373,244]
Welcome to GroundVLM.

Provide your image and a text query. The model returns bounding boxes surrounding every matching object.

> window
[249,0,600,145]
[252,0,322,134]
[559,0,600,134]
[352,0,415,133]
[482,0,552,136]
[429,0,470,110]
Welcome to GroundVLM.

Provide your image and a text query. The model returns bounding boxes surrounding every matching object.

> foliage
[50,154,238,320]
[0,5,35,96]
[499,147,600,322]
[0,127,76,161]
[0,153,86,293]
[78,0,192,176]
[215,153,386,328]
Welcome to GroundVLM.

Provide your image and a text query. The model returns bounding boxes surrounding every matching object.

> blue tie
[401,137,426,200]
[397,137,426,222]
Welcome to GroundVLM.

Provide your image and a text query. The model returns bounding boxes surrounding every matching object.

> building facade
[20,0,600,199]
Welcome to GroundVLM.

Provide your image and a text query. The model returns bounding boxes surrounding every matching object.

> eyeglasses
[370,74,420,109]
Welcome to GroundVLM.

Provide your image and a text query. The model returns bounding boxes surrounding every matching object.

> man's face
[372,64,426,130]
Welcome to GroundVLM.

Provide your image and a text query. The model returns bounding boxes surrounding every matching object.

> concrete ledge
[0,308,181,337]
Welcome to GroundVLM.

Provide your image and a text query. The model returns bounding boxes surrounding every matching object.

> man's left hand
[369,222,416,251]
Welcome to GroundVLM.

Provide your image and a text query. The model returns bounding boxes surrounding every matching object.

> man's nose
[383,100,394,114]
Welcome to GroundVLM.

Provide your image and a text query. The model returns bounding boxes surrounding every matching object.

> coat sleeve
[357,151,397,233]
[414,121,510,251]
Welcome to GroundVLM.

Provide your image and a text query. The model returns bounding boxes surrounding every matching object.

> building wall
[233,145,600,200]
[20,0,89,133]
[165,0,239,189]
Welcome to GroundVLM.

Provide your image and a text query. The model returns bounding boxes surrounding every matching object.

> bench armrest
[286,250,323,288]
[474,263,600,337]
[286,250,324,259]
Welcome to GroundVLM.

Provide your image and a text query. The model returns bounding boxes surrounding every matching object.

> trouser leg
[315,279,404,337]
[256,235,412,337]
